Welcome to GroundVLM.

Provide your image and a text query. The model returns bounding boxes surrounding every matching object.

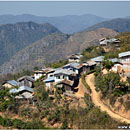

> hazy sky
[0,1,130,18]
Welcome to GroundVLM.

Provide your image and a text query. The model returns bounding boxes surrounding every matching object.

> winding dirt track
[86,73,130,124]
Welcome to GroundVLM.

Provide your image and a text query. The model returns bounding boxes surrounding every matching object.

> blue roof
[9,86,34,93]
[7,80,19,87]
[44,77,55,83]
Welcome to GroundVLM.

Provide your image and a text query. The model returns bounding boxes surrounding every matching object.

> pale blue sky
[0,1,130,18]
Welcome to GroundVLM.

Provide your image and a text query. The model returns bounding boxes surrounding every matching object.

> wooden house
[17,76,34,88]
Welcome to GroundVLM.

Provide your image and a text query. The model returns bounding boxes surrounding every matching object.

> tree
[102,60,114,70]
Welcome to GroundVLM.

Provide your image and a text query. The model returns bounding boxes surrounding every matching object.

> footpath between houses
[86,73,130,124]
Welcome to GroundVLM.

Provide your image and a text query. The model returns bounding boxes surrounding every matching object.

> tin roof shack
[119,51,130,72]
[68,54,83,63]
[2,80,19,89]
[17,76,34,88]
[9,86,34,99]
[63,62,83,76]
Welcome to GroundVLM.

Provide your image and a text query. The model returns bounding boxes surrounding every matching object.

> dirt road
[86,73,130,124]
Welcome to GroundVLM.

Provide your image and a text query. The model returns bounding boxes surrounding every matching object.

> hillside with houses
[0,32,130,129]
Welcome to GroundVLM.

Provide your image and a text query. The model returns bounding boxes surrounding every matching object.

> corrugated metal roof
[9,86,34,93]
[109,58,119,63]
[64,62,83,69]
[91,56,104,62]
[17,75,34,82]
[119,51,130,58]
[54,68,76,75]
[44,77,55,83]
[7,80,19,86]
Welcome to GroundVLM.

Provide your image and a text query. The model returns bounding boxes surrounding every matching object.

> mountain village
[2,37,130,102]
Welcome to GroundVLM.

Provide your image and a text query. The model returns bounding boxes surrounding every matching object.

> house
[34,70,45,81]
[119,51,130,71]
[68,54,83,63]
[55,79,74,93]
[46,69,56,78]
[9,86,34,99]
[91,56,104,65]
[53,68,76,82]
[99,38,120,46]
[63,62,83,76]
[44,68,76,93]
[44,76,55,89]
[99,38,108,46]
[2,80,19,88]
[17,76,34,88]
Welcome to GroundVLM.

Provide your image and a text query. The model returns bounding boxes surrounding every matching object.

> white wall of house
[54,74,69,83]
[34,73,43,80]
[120,56,130,71]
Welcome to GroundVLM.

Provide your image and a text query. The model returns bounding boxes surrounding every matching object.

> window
[56,76,60,79]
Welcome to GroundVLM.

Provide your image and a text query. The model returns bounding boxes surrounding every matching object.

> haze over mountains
[0,14,107,34]
[1,14,130,75]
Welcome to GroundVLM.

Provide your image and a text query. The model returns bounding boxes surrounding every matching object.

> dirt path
[74,78,88,98]
[86,73,130,124]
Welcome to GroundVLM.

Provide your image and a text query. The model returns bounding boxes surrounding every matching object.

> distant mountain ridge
[0,14,108,34]
[83,18,130,32]
[0,21,61,65]
[0,28,118,75]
